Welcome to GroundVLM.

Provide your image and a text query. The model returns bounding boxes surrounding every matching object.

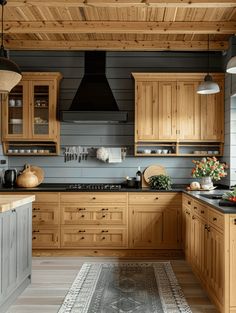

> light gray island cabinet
[0,195,35,313]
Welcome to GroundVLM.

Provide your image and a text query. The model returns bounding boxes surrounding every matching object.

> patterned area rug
[58,262,192,313]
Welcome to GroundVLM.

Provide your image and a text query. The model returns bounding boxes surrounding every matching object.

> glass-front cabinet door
[2,82,28,140]
[31,81,56,140]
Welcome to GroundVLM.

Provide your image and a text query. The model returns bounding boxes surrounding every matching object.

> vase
[200,176,213,190]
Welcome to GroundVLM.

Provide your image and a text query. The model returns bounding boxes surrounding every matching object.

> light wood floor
[6,257,219,313]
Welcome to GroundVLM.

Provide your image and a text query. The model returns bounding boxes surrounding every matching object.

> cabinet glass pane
[8,85,23,135]
[33,85,49,135]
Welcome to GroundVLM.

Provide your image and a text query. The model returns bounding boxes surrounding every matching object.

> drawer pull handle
[192,216,196,220]
[234,219,236,225]
[79,230,86,233]
[213,217,217,221]
[102,215,106,218]
[194,206,197,210]
[201,210,205,214]
[33,208,40,211]
[78,208,86,211]
[188,201,191,205]
[81,215,85,218]
[81,237,85,240]
[33,237,36,240]
[33,230,40,233]
[33,215,37,218]
[102,237,106,240]
[102,230,108,233]
[102,208,108,211]
[155,197,159,200]
[205,224,208,230]
[92,197,96,200]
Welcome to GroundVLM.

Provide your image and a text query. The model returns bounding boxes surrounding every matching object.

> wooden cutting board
[142,165,166,188]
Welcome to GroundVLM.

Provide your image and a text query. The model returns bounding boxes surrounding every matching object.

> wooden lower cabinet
[129,193,181,249]
[32,228,60,249]
[183,195,225,313]
[229,215,236,312]
[61,226,128,248]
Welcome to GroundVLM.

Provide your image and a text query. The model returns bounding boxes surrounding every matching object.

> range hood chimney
[60,51,127,123]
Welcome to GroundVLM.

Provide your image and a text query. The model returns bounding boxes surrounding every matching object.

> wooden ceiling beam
[5,39,228,51]
[4,21,236,34]
[6,0,236,8]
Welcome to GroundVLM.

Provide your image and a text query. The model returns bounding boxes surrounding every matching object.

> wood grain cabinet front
[61,227,128,248]
[32,203,59,226]
[129,193,182,249]
[32,228,59,249]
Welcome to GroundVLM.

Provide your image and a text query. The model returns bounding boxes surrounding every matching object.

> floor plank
[6,257,219,313]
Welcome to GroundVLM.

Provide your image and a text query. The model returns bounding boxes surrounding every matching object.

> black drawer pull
[92,197,96,200]
[201,210,205,214]
[205,224,208,230]
[33,237,36,240]
[102,215,106,218]
[33,230,40,233]
[155,197,159,200]
[102,208,108,211]
[33,208,40,211]
[33,215,37,218]
[213,217,217,221]
[234,219,236,225]
[194,206,197,210]
[78,208,86,211]
[81,215,85,218]
[188,201,191,205]
[79,230,86,233]
[192,216,195,220]
[102,230,108,233]
[102,237,106,240]
[81,237,85,240]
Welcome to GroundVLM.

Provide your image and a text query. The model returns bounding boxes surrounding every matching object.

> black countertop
[0,183,235,214]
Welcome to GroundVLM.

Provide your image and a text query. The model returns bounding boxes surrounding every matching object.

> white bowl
[10,118,22,124]
[156,149,162,154]
[144,149,151,154]
[19,149,25,153]
[162,149,169,154]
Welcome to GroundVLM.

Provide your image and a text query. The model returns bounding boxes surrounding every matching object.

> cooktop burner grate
[66,183,122,190]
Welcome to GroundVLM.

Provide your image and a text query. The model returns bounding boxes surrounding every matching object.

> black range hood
[60,51,127,123]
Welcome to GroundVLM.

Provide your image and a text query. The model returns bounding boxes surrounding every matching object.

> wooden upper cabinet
[158,81,177,140]
[2,72,62,142]
[177,81,201,141]
[135,81,158,141]
[132,73,224,144]
[200,81,224,141]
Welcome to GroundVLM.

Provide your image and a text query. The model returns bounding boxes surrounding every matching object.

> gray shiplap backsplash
[7,51,226,185]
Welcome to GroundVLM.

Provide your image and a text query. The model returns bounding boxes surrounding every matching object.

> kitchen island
[0,195,35,313]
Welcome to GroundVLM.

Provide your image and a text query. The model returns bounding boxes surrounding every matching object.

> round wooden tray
[143,165,166,183]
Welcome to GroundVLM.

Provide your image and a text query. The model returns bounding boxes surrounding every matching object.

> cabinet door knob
[213,217,217,221]
[188,201,191,205]
[201,210,205,214]
[33,237,36,240]
[155,197,159,200]
[81,237,85,240]
[102,237,106,240]
[192,216,196,220]
[194,206,197,210]
[33,215,37,218]
[204,224,208,230]
[234,219,236,225]
[92,197,96,200]
[102,215,106,218]
[81,215,85,218]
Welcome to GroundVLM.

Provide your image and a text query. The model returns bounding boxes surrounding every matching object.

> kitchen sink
[200,194,224,200]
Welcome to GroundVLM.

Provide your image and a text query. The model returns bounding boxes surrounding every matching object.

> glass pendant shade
[226,56,236,74]
[197,74,220,95]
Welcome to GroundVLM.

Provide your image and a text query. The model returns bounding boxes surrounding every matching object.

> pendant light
[226,56,236,74]
[197,35,220,95]
[0,0,21,95]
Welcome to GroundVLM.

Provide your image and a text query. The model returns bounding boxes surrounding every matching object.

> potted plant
[148,174,172,190]
[191,157,227,189]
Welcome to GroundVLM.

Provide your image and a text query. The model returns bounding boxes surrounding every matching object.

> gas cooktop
[66,183,122,191]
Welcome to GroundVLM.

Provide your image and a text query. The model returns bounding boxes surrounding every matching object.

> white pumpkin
[190,181,200,190]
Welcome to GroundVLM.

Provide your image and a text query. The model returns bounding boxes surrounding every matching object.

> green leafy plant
[148,174,172,190]
[191,157,227,181]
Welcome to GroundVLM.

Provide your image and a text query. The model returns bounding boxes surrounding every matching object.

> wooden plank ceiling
[3,0,236,51]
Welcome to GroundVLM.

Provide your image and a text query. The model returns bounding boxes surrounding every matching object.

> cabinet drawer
[32,203,59,226]
[61,205,127,225]
[32,227,60,249]
[129,193,181,205]
[183,195,193,209]
[0,192,59,203]
[61,227,127,248]
[60,192,127,203]
[192,201,208,220]
[208,209,224,230]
